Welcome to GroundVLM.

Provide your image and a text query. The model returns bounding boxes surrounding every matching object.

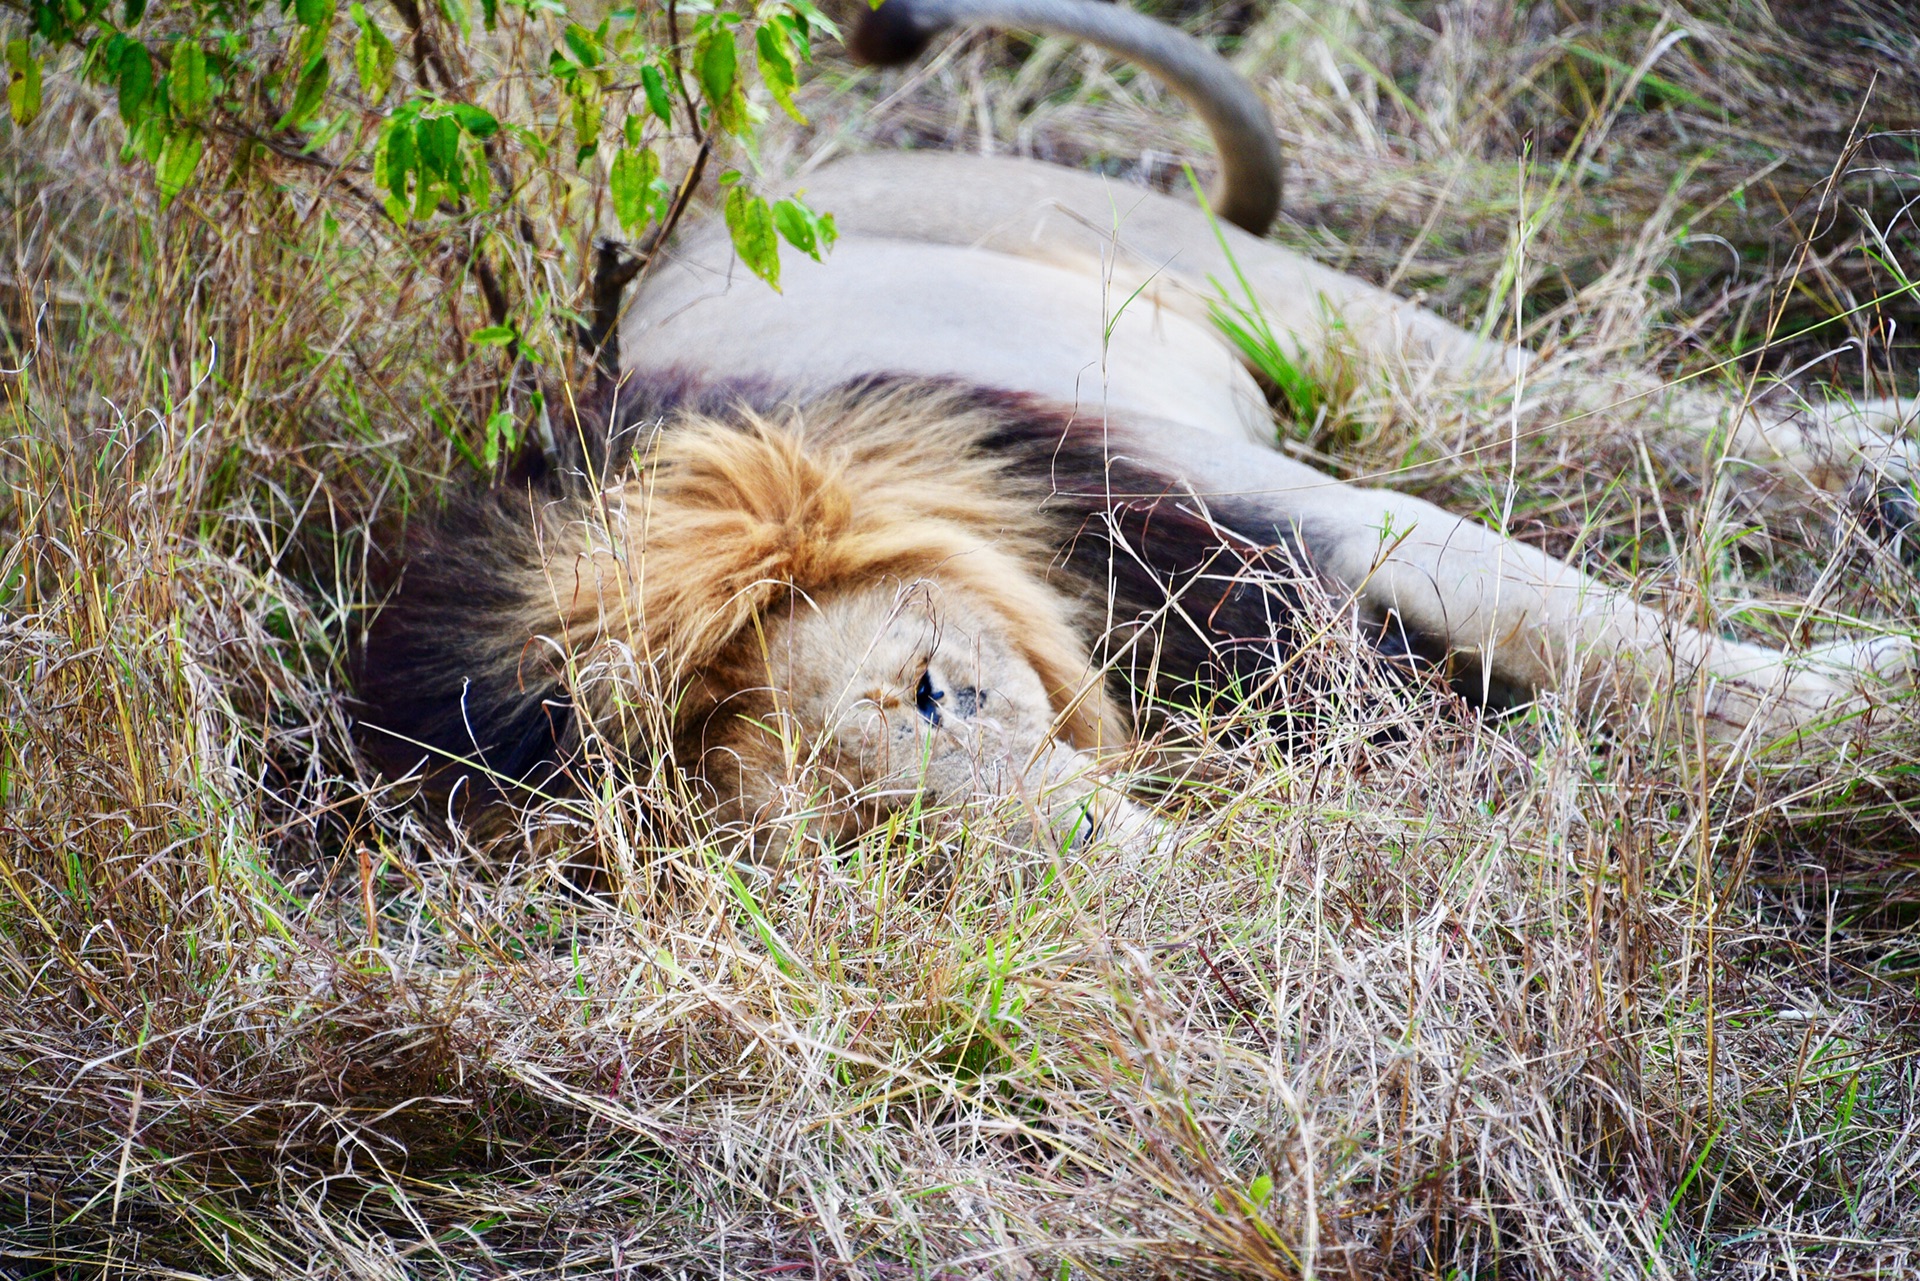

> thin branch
[387,0,461,98]
[582,0,716,379]
[591,136,712,374]
[665,0,702,126]
[583,239,644,374]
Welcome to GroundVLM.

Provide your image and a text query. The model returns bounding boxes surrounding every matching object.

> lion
[358,0,1916,857]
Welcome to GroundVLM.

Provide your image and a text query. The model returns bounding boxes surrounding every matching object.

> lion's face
[696,577,1129,857]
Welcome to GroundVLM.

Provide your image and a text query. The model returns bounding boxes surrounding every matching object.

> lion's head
[523,381,1142,856]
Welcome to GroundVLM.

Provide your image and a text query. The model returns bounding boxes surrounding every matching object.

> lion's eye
[914,670,944,726]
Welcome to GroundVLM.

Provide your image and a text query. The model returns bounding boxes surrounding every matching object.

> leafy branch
[3,0,838,371]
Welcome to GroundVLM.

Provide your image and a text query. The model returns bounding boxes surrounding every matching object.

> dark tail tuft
[846,0,939,67]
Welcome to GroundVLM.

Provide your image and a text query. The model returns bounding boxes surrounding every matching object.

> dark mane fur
[355,478,576,810]
[356,371,798,810]
[963,389,1314,712]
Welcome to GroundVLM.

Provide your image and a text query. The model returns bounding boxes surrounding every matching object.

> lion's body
[623,152,1491,447]
[620,149,1906,747]
[357,0,1913,852]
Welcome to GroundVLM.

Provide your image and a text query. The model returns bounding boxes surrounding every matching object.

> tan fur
[610,0,1916,760]
[546,383,1118,743]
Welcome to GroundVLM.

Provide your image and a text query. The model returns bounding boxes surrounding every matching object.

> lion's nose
[948,685,986,717]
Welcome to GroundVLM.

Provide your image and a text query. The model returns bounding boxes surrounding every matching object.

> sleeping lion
[358,0,1915,856]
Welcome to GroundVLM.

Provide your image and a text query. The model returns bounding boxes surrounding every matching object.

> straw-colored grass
[6,1,1920,1276]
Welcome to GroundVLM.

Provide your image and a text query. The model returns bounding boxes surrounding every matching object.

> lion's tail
[847,0,1283,235]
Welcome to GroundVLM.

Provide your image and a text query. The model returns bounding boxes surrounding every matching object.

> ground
[5,1,1920,1276]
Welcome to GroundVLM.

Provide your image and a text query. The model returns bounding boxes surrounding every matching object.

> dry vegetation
[7,1,1920,1276]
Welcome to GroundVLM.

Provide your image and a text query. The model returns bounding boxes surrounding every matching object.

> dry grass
[7,1,1920,1276]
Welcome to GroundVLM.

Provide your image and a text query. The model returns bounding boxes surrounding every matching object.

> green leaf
[350,4,396,101]
[295,0,330,27]
[770,204,811,253]
[463,142,488,204]
[127,110,167,164]
[277,51,329,130]
[438,0,471,41]
[114,39,153,125]
[482,408,518,468]
[755,23,803,124]
[478,0,496,31]
[786,0,838,42]
[640,63,670,126]
[771,196,834,262]
[697,29,740,132]
[378,115,415,200]
[417,112,459,181]
[123,0,147,23]
[447,102,497,137]
[413,175,441,220]
[563,22,600,68]
[470,324,515,346]
[5,39,41,127]
[609,145,659,234]
[570,83,601,156]
[156,125,204,206]
[297,20,334,67]
[698,28,733,95]
[1248,1174,1273,1209]
[768,12,812,63]
[168,40,209,121]
[724,184,779,290]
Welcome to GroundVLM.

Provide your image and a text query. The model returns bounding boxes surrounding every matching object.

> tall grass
[6,2,1920,1276]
